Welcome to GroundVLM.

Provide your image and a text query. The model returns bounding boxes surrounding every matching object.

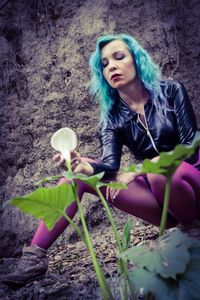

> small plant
[9,132,200,299]
[120,229,200,300]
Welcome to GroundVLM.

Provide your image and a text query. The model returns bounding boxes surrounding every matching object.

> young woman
[2,34,200,286]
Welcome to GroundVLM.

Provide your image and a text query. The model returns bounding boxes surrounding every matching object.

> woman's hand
[106,157,160,202]
[106,171,139,202]
[52,151,94,176]
[70,150,94,176]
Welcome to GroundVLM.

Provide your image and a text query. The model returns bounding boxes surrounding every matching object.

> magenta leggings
[31,157,200,250]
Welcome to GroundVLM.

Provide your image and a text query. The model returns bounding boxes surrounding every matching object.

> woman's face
[101,40,137,89]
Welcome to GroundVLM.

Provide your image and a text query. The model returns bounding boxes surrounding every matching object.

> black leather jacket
[90,80,198,178]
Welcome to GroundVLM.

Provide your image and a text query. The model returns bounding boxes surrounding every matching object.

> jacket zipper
[137,113,160,154]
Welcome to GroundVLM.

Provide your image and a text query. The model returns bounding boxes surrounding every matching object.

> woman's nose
[109,66,117,72]
[108,60,117,72]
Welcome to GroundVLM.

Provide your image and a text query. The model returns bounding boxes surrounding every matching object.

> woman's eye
[101,60,108,68]
[115,53,124,60]
[102,62,108,68]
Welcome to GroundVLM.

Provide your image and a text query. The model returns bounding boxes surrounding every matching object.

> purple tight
[31,158,200,250]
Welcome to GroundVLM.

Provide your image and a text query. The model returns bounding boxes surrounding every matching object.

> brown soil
[0,0,199,299]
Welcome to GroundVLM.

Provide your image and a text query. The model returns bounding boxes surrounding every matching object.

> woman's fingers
[52,153,61,163]
[52,153,65,168]
[106,186,109,200]
[71,161,82,172]
[71,150,82,170]
[110,187,115,200]
[110,188,120,201]
[71,159,80,171]
[106,186,120,202]
[71,150,81,161]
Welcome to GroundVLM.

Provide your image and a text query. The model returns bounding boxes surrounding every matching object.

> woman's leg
[147,161,200,224]
[31,174,177,250]
[31,178,85,249]
[31,157,97,249]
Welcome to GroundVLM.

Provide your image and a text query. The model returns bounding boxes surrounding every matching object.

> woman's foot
[0,244,49,287]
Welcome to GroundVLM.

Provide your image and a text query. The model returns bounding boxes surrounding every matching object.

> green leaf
[121,218,133,251]
[124,132,200,177]
[11,183,75,230]
[98,181,128,190]
[64,172,127,190]
[120,230,193,279]
[128,268,177,300]
[35,175,63,186]
[64,171,105,188]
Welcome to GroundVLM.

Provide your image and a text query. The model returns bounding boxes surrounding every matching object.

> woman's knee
[147,161,193,187]
[172,162,200,181]
[147,163,195,198]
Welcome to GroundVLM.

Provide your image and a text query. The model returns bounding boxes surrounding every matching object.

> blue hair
[89,34,167,124]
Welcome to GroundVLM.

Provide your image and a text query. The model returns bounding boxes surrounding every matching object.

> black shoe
[0,244,49,287]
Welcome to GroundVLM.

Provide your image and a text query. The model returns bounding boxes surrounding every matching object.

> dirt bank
[0,0,199,298]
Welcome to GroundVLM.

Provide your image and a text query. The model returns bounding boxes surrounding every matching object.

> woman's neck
[118,79,149,106]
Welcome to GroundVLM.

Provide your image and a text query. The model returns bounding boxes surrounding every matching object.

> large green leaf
[128,268,177,300]
[120,230,196,279]
[11,183,75,230]
[124,132,200,176]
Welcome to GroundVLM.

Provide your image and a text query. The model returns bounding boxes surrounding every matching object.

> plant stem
[159,175,171,236]
[96,188,137,300]
[63,211,84,241]
[66,160,72,173]
[72,182,114,300]
[96,188,122,250]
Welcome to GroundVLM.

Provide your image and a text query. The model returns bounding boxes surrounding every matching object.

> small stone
[133,238,141,245]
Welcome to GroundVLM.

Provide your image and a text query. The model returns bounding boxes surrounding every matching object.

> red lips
[111,73,122,80]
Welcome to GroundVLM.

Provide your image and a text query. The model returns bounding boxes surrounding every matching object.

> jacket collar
[116,96,153,123]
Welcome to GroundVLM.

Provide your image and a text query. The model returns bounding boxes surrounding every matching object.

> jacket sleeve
[173,81,198,164]
[89,119,123,178]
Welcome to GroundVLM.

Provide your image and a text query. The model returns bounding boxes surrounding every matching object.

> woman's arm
[173,81,197,144]
[89,120,123,178]
[173,81,198,164]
